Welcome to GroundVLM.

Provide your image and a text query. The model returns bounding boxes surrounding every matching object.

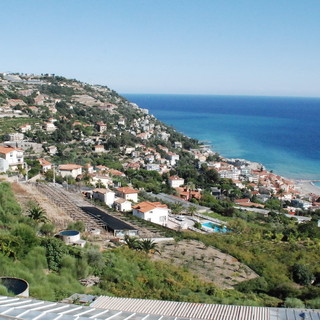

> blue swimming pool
[201,222,228,233]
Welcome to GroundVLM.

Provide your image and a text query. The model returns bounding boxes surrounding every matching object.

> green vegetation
[0,181,273,305]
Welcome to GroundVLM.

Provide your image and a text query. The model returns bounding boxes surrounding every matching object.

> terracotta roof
[0,146,18,154]
[93,188,113,194]
[108,169,125,176]
[37,158,52,166]
[169,175,183,180]
[132,201,167,213]
[59,164,82,170]
[117,187,138,194]
[235,199,250,203]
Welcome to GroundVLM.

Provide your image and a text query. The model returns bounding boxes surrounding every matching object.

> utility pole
[53,165,56,186]
[24,162,28,181]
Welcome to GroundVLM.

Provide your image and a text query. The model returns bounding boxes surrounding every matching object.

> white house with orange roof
[108,169,126,177]
[132,201,168,226]
[94,145,105,153]
[92,188,115,207]
[0,145,24,170]
[116,187,139,202]
[19,124,32,133]
[169,175,185,188]
[58,164,82,178]
[91,174,112,187]
[37,158,52,172]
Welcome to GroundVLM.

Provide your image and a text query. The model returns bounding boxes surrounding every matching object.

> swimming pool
[201,222,228,233]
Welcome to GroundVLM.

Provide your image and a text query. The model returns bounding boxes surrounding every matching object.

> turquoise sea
[124,94,320,181]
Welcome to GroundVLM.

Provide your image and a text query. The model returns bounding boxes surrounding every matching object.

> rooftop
[0,295,318,320]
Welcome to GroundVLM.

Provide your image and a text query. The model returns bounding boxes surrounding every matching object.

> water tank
[0,277,29,297]
[58,230,80,244]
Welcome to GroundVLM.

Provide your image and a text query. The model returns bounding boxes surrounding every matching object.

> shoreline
[294,180,320,196]
[214,153,320,197]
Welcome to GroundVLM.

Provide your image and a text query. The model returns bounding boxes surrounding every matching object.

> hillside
[0,72,320,308]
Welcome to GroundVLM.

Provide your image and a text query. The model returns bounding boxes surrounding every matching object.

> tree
[187,205,197,217]
[138,239,161,255]
[292,263,315,285]
[41,238,67,271]
[27,205,49,223]
[124,235,140,250]
[171,203,183,215]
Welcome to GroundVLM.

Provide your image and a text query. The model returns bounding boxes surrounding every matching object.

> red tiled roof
[37,158,52,166]
[132,201,167,213]
[93,188,113,194]
[117,187,138,194]
[0,146,18,154]
[59,164,82,170]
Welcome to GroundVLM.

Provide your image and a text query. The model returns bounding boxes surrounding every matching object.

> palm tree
[124,235,140,250]
[187,205,197,217]
[171,203,183,215]
[138,239,161,255]
[27,205,49,223]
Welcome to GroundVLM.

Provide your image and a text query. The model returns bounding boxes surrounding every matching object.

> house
[96,121,107,133]
[94,145,105,153]
[91,174,112,187]
[58,164,82,178]
[114,198,132,212]
[108,169,126,177]
[8,99,26,107]
[48,145,57,155]
[174,141,183,149]
[118,118,125,126]
[0,146,24,169]
[132,201,168,226]
[116,187,139,202]
[28,106,38,113]
[37,158,52,172]
[83,163,94,174]
[92,188,115,207]
[8,133,24,141]
[145,163,160,171]
[44,122,56,132]
[19,124,32,133]
[168,175,184,188]
[166,152,179,166]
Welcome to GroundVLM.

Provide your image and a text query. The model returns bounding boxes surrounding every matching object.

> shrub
[284,297,305,308]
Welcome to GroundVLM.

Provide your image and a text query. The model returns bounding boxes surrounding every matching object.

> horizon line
[121,92,320,99]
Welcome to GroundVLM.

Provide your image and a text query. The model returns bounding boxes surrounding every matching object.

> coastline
[294,180,320,197]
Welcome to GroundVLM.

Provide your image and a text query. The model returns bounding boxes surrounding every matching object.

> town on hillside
[1,72,320,311]
[0,72,319,227]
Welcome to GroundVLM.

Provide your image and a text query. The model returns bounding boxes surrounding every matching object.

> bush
[306,297,320,309]
[67,221,85,232]
[292,263,315,286]
[284,297,305,308]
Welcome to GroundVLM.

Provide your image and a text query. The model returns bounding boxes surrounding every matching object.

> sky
[1,0,320,96]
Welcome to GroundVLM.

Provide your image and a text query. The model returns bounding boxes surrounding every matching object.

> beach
[294,180,320,197]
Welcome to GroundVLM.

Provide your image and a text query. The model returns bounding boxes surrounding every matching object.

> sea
[123,94,320,184]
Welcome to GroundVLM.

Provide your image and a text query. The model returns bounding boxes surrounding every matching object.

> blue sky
[1,0,320,96]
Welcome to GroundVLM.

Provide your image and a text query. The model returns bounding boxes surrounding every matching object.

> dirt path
[7,178,73,230]
[152,239,258,289]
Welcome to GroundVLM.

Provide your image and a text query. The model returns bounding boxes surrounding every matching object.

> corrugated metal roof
[91,296,320,320]
[0,296,188,320]
[91,296,270,320]
[0,295,319,320]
